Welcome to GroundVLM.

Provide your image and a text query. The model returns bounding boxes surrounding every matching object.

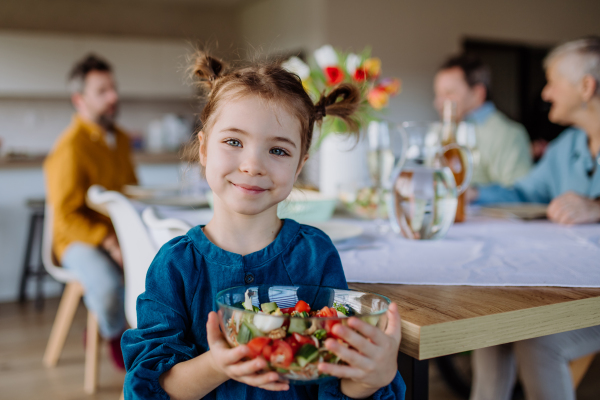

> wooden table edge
[417,296,600,360]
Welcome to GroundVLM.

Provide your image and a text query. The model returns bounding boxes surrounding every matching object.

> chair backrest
[42,202,77,283]
[87,185,157,329]
[142,207,192,248]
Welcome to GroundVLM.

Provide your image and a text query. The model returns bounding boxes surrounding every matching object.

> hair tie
[316,103,327,118]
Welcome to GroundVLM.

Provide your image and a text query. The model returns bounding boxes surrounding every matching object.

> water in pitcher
[391,166,458,240]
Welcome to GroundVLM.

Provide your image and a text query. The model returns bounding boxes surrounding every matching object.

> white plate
[136,195,209,208]
[308,221,364,243]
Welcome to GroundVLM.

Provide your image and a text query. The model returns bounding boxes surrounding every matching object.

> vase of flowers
[282,45,401,198]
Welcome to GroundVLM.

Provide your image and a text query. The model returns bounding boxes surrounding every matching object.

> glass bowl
[216,285,390,385]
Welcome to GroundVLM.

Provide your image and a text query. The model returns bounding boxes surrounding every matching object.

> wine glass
[366,121,405,233]
[456,122,479,167]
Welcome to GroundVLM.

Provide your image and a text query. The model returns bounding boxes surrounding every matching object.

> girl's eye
[270,148,290,157]
[225,139,241,147]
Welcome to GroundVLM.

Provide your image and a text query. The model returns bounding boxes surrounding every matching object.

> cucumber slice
[296,344,319,367]
[261,302,279,314]
[287,318,307,334]
[241,320,264,339]
[237,323,251,344]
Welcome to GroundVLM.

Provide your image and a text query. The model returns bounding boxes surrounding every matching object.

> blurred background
[1,1,599,398]
[4,0,600,301]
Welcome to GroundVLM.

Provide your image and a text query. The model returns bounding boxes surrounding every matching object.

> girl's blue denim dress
[122,219,405,399]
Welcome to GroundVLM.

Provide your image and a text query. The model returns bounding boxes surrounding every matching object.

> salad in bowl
[215,285,391,384]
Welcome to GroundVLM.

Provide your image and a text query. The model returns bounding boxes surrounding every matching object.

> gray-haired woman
[470,37,600,400]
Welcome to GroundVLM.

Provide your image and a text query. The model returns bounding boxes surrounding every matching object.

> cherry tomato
[293,333,313,346]
[284,335,301,355]
[280,307,295,314]
[316,306,336,318]
[246,337,271,358]
[270,339,293,368]
[325,319,341,339]
[262,343,273,359]
[294,300,311,313]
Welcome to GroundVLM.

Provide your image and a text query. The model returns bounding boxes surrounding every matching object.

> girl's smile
[200,95,308,218]
[230,182,268,195]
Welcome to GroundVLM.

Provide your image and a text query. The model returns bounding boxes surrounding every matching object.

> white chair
[87,185,158,330]
[142,206,192,250]
[87,187,192,400]
[42,203,102,394]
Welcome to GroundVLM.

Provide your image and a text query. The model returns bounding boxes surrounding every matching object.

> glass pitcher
[387,121,473,240]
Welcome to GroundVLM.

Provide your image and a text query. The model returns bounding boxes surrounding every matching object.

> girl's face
[200,95,308,217]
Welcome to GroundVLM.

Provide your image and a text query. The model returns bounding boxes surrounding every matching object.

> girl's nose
[239,150,267,176]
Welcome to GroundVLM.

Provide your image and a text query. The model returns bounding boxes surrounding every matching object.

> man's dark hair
[68,54,112,93]
[439,54,492,100]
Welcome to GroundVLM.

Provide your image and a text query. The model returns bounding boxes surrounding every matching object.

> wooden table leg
[398,352,429,400]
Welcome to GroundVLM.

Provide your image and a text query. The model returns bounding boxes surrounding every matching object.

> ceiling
[130,0,248,6]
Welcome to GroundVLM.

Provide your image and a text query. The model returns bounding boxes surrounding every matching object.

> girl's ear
[294,153,310,181]
[198,131,207,167]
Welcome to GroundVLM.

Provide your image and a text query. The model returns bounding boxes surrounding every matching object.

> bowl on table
[215,285,390,384]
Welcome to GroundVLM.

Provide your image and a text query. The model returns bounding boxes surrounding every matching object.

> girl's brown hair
[185,51,362,164]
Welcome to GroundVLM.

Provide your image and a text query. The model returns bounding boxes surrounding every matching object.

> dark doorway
[462,38,566,147]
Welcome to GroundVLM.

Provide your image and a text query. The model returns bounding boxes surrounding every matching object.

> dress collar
[465,101,496,125]
[187,218,301,269]
[571,127,596,172]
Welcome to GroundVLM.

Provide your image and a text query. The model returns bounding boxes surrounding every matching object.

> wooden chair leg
[43,281,84,367]
[84,312,101,394]
[570,353,596,388]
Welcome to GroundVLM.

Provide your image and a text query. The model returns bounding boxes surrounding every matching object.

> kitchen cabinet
[0,31,193,99]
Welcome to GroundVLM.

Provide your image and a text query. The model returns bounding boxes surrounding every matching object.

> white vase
[318,133,370,197]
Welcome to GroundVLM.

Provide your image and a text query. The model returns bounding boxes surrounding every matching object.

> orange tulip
[380,77,401,95]
[363,58,381,79]
[368,87,389,110]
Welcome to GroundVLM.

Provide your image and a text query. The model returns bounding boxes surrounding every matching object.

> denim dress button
[244,273,254,284]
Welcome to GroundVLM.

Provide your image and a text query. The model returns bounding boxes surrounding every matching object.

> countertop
[0,151,184,170]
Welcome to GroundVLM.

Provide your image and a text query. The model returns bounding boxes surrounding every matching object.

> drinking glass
[366,121,407,233]
[456,122,479,167]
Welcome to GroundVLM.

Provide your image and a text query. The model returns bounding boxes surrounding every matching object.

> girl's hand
[318,302,402,398]
[206,312,289,392]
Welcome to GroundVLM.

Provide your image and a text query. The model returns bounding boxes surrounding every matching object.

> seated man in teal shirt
[434,54,532,186]
[472,38,600,225]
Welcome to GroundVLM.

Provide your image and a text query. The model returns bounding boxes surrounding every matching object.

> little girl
[122,51,406,400]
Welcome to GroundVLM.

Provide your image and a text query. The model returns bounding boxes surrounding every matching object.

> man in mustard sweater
[44,54,137,368]
[434,54,533,186]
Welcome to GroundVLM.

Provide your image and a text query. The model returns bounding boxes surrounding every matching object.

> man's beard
[97,109,118,132]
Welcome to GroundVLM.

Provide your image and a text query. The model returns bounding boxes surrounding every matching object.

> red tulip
[325,66,344,85]
[353,68,367,82]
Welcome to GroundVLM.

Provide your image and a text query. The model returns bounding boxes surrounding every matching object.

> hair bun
[314,83,361,132]
[190,52,226,90]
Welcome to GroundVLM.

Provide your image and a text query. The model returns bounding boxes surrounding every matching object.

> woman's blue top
[121,218,406,399]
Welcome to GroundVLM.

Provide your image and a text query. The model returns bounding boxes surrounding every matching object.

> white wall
[238,0,327,56]
[238,0,600,123]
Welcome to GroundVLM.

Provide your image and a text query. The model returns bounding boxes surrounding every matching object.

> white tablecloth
[148,205,600,288]
[337,217,600,288]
